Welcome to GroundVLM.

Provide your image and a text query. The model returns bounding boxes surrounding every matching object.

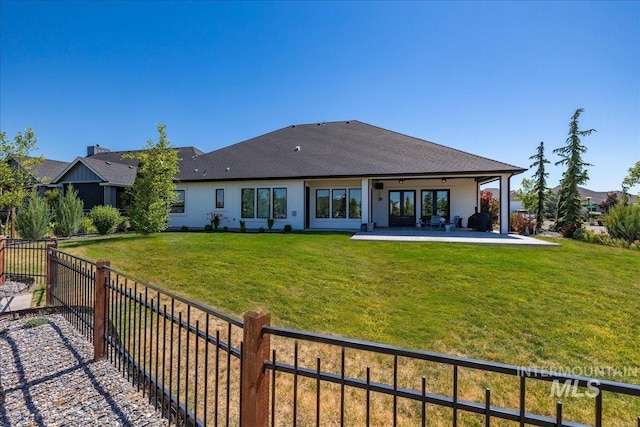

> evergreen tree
[15,190,52,239]
[126,124,180,235]
[529,141,550,228]
[553,108,595,235]
[55,184,84,237]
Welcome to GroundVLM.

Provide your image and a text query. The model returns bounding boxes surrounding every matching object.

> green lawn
[60,232,640,383]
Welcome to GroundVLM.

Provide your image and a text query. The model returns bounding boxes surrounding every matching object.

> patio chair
[451,216,461,229]
[429,216,444,230]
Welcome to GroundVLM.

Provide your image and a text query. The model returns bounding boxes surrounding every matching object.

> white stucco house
[169,120,526,234]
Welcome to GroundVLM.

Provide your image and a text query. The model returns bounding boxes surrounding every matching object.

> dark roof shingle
[178,120,525,181]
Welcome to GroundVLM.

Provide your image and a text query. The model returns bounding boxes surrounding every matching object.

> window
[349,188,362,219]
[273,188,287,219]
[316,189,329,218]
[171,190,185,214]
[257,188,270,218]
[215,189,224,209]
[241,188,255,218]
[332,189,346,218]
[421,190,450,220]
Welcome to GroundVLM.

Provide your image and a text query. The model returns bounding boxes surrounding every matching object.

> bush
[239,220,246,232]
[223,226,229,232]
[89,205,122,235]
[204,224,213,232]
[258,227,265,233]
[560,223,578,238]
[80,216,97,234]
[16,192,52,239]
[605,203,640,244]
[181,225,189,232]
[117,216,130,233]
[283,224,292,232]
[54,185,84,237]
[510,213,536,235]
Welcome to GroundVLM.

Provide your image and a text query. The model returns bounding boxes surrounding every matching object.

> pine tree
[529,141,549,229]
[126,124,180,235]
[553,108,595,235]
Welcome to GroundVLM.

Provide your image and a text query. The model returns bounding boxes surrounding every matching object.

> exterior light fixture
[399,180,404,184]
[442,178,447,183]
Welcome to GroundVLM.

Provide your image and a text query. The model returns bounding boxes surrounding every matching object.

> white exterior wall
[371,178,478,227]
[171,176,488,231]
[170,179,305,230]
[307,179,366,230]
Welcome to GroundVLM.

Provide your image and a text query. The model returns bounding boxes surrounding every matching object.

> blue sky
[1,1,638,192]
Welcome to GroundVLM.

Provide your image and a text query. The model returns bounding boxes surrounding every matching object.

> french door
[389,190,416,227]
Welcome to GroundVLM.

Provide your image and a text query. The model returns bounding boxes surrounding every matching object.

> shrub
[239,220,246,232]
[16,192,52,239]
[258,227,265,233]
[283,224,292,232]
[54,185,84,237]
[89,205,122,235]
[208,212,226,231]
[510,213,536,235]
[605,203,640,244]
[80,216,97,234]
[223,226,229,232]
[267,218,274,230]
[204,224,213,232]
[560,223,578,238]
[181,225,189,232]
[116,216,130,233]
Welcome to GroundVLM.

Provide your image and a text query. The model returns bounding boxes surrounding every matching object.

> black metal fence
[48,248,244,426]
[42,245,640,427]
[1,238,50,286]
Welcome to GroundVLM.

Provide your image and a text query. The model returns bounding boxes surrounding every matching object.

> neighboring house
[170,120,526,234]
[41,145,204,210]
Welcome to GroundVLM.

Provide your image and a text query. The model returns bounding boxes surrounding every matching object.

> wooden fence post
[0,236,5,286]
[94,259,110,361]
[45,238,57,306]
[241,310,271,427]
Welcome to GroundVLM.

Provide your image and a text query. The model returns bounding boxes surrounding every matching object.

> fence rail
[0,238,50,286]
[27,243,640,426]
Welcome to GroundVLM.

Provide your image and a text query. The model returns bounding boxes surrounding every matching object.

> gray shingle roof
[178,120,525,182]
[29,159,70,184]
[52,147,205,186]
[81,157,138,187]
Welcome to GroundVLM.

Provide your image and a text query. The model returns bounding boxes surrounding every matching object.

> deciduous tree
[553,109,595,235]
[622,160,640,197]
[0,127,43,237]
[126,124,180,235]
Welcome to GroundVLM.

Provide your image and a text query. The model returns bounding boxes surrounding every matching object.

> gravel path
[0,314,168,427]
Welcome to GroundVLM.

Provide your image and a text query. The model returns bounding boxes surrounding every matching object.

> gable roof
[178,120,525,182]
[31,159,70,184]
[51,146,205,186]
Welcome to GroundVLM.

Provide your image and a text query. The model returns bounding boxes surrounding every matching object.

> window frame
[272,188,287,219]
[215,188,224,209]
[257,188,271,219]
[171,189,186,214]
[348,188,362,219]
[241,188,255,218]
[316,189,330,218]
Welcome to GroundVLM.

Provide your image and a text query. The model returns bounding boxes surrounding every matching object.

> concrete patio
[351,228,560,245]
